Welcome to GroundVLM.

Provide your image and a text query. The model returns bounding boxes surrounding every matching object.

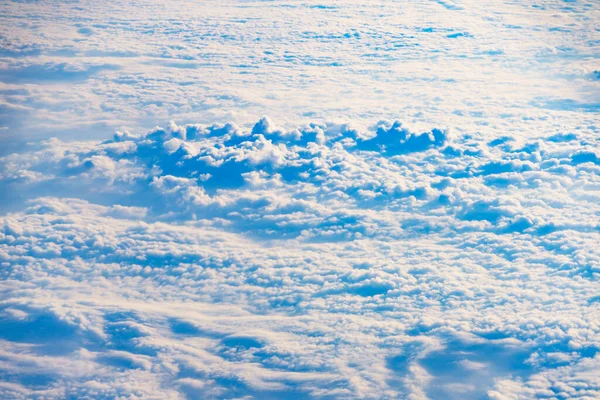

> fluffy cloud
[1,0,598,150]
[1,0,599,398]
[1,114,599,398]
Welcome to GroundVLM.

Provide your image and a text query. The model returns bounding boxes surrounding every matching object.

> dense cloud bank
[2,0,599,397]
[1,118,599,399]
[2,0,598,152]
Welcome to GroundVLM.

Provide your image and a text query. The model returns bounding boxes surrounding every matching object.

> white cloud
[1,0,599,398]
[0,119,598,396]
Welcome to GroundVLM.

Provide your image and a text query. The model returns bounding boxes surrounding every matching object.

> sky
[0,0,599,399]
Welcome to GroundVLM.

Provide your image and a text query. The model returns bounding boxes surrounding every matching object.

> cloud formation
[1,115,599,398]
[1,0,599,398]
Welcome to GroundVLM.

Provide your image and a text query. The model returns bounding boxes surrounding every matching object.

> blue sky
[0,1,599,399]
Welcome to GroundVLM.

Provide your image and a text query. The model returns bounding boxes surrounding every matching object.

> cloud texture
[1,116,599,399]
[1,0,599,398]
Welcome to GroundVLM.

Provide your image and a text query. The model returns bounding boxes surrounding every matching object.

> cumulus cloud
[1,0,599,398]
[1,113,599,398]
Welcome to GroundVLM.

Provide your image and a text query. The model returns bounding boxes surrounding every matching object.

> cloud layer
[1,116,599,398]
[1,0,598,151]
[1,0,599,398]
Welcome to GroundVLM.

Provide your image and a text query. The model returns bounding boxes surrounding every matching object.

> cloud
[354,121,449,155]
[1,0,599,398]
[0,112,599,398]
